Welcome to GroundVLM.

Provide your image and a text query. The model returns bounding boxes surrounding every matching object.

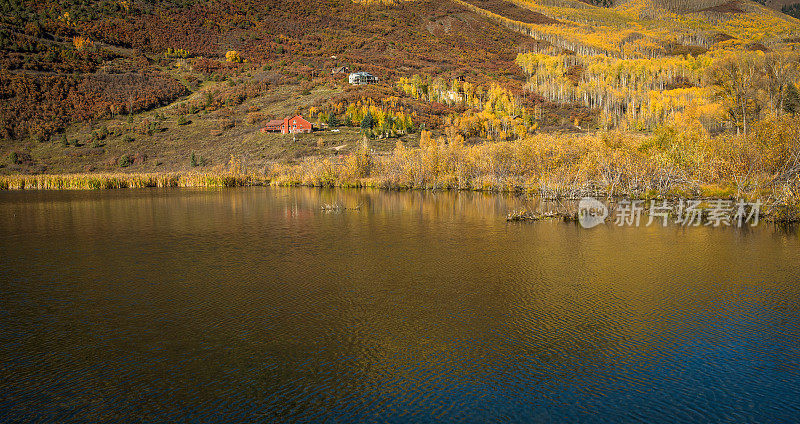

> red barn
[261,115,313,134]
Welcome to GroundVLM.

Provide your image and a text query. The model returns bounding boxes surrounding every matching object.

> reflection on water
[1,187,799,423]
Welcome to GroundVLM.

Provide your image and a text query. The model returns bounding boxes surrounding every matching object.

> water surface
[1,187,799,423]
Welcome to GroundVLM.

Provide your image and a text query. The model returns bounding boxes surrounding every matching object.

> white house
[348,71,378,85]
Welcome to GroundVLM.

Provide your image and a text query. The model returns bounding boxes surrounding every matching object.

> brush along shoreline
[4,117,800,221]
[1,171,798,223]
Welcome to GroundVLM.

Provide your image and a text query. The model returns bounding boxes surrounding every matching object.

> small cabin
[332,66,350,75]
[261,115,313,134]
[348,71,378,85]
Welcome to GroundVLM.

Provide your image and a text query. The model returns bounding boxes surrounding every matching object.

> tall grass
[0,172,265,190]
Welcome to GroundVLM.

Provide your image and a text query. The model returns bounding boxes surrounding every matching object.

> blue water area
[1,187,799,423]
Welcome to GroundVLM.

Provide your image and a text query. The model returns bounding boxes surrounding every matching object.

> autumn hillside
[1,0,547,171]
[0,0,799,179]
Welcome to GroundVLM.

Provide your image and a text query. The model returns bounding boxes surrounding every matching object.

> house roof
[264,115,310,125]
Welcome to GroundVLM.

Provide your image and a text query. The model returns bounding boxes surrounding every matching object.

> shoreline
[3,171,798,223]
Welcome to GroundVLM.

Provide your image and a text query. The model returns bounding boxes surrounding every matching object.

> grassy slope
[0,0,535,174]
[2,81,420,174]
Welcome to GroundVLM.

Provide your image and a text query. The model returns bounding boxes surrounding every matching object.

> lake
[1,187,799,423]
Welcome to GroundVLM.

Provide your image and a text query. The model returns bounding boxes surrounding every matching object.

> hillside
[1,0,548,172]
[763,0,800,9]
[0,0,799,181]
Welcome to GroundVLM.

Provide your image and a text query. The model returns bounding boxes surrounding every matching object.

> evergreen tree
[361,111,374,130]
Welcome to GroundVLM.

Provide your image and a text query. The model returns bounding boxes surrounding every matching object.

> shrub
[225,50,242,63]
[189,153,209,167]
[73,36,93,51]
[90,126,108,142]
[8,152,31,165]
[135,119,165,135]
[164,48,189,58]
[218,118,235,130]
[246,112,265,125]
[118,154,133,167]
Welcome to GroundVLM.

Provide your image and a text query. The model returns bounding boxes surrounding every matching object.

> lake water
[1,187,799,423]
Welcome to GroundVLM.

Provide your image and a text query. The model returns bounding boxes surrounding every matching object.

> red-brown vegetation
[0,71,187,140]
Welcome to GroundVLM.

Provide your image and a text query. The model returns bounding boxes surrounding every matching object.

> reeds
[0,172,266,190]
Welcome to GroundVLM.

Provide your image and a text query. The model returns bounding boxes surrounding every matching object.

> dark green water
[1,187,799,423]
